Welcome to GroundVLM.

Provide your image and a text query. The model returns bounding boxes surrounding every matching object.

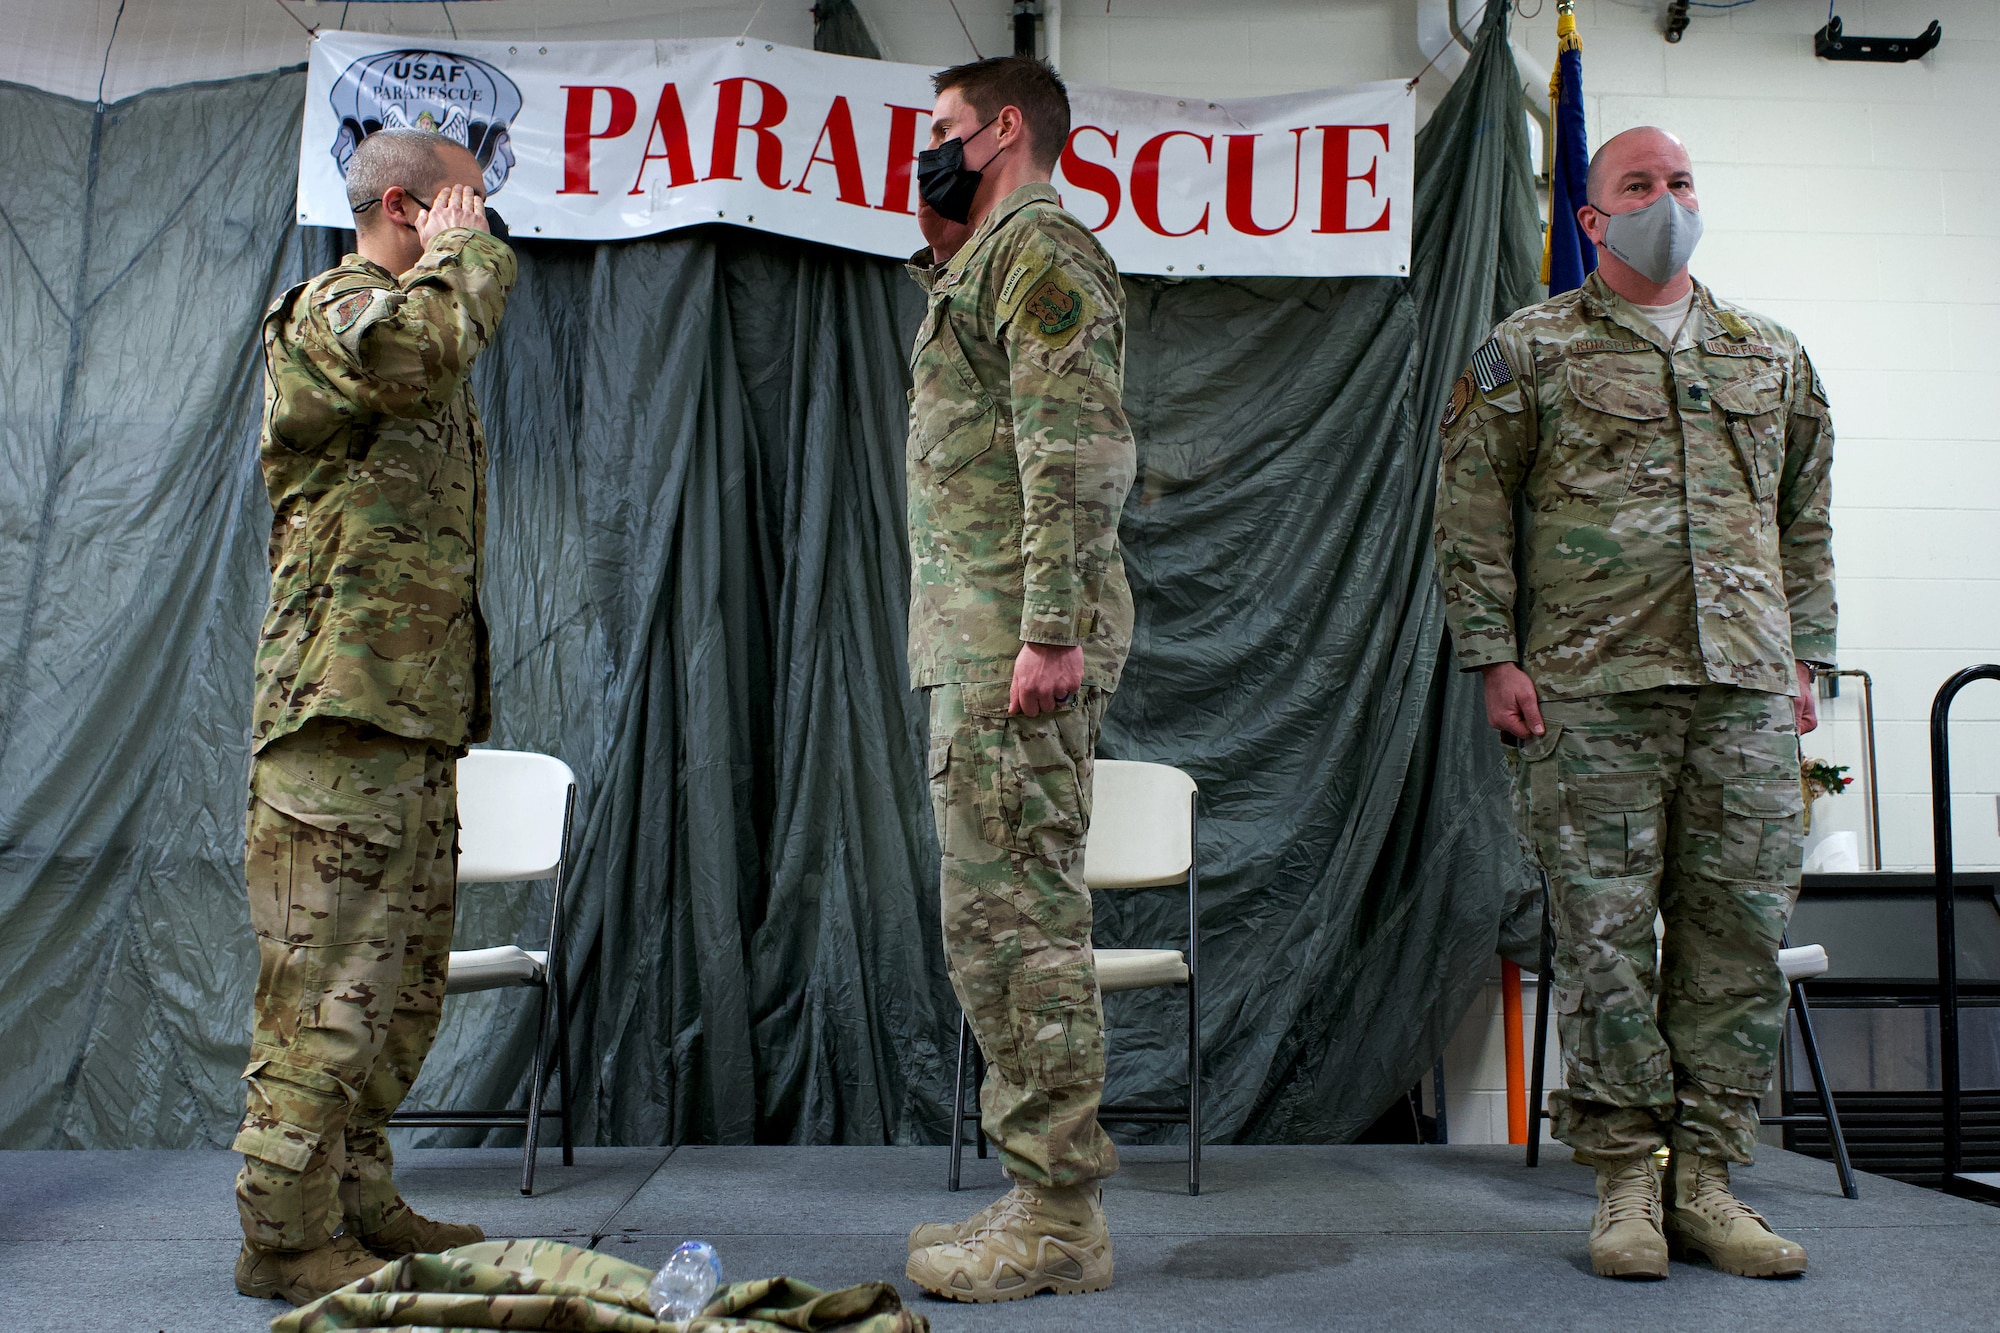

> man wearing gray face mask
[1432,126,1835,1282]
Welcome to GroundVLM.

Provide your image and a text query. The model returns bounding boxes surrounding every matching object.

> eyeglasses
[351,190,482,215]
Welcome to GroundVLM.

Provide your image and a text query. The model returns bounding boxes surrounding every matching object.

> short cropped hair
[933,56,1070,171]
[344,128,468,216]
[1584,143,1612,210]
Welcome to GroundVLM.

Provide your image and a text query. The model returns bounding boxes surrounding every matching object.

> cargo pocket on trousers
[1013,959,1098,1088]
[231,1059,331,1172]
[963,683,1085,859]
[252,756,405,945]
[1720,777,1806,883]
[1571,770,1664,880]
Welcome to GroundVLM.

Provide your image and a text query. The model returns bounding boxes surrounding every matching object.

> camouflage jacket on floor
[253,228,515,752]
[1432,272,1836,699]
[904,182,1136,690]
[273,1239,929,1332]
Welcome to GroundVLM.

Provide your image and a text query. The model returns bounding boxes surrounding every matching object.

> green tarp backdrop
[0,10,1539,1151]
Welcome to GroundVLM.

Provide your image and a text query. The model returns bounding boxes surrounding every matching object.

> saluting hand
[417,184,490,249]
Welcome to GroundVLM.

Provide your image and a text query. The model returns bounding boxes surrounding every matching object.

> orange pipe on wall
[1501,959,1528,1145]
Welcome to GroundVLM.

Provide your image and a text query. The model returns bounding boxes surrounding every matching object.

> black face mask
[916,117,1001,225]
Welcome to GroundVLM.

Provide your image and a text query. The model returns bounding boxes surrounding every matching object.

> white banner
[299,33,1413,278]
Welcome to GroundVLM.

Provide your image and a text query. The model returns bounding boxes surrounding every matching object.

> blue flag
[1545,8,1595,295]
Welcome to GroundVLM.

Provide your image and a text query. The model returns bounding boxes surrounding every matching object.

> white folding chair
[1767,941,1860,1199]
[389,749,577,1196]
[947,759,1203,1195]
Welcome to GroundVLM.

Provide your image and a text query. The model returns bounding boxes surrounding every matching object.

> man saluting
[901,56,1137,1304]
[233,127,513,1305]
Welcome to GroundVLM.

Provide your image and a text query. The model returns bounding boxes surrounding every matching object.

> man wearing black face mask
[1433,126,1834,1282]
[231,127,513,1305]
[900,56,1136,1305]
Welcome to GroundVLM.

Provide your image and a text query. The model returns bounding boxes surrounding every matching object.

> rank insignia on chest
[1026,277,1085,343]
[1678,381,1711,412]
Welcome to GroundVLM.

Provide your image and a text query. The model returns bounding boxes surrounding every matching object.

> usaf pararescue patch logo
[329,49,523,196]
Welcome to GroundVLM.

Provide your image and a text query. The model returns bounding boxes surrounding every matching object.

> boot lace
[967,1188,1036,1241]
[1602,1159,1659,1224]
[1688,1159,1766,1224]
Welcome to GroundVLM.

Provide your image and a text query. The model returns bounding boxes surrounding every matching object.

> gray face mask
[1598,190,1703,284]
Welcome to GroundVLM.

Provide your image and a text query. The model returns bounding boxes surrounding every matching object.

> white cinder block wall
[869,0,2000,1142]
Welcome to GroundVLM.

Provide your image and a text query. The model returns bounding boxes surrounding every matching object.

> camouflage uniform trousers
[1513,684,1805,1165]
[928,679,1119,1189]
[234,718,460,1251]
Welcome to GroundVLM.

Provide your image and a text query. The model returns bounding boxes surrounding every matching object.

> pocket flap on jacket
[928,737,952,779]
[254,757,404,848]
[1710,371,1785,416]
[927,409,997,481]
[1566,361,1670,420]
[1573,772,1661,813]
[1722,778,1805,820]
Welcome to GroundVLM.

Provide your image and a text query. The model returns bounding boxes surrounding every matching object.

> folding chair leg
[1791,982,1858,1200]
[520,985,552,1197]
[1527,881,1554,1169]
[554,953,575,1167]
[972,1040,989,1160]
[948,1016,969,1192]
[1187,970,1201,1196]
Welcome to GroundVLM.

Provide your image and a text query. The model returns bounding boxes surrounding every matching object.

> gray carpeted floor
[2,1143,1995,1331]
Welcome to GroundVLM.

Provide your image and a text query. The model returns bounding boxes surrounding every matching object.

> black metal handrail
[1931,665,2000,1196]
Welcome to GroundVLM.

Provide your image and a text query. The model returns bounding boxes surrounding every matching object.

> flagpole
[1542,0,1580,288]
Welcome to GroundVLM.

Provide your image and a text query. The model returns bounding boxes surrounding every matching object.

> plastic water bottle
[646,1240,722,1323]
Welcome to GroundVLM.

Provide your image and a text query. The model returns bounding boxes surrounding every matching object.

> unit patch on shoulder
[1441,370,1476,430]
[327,291,374,335]
[1024,273,1087,346]
[1469,338,1514,393]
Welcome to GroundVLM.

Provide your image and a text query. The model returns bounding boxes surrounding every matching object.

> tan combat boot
[354,1203,485,1258]
[907,1192,1011,1253]
[234,1233,386,1305]
[1663,1150,1807,1278]
[1588,1154,1669,1280]
[905,1183,1113,1303]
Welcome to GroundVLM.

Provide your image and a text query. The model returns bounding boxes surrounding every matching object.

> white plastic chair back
[1085,759,1197,889]
[1779,943,1830,984]
[456,749,576,883]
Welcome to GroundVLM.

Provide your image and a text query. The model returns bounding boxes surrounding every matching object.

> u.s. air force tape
[1469,338,1514,393]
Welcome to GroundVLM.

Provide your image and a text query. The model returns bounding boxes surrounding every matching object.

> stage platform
[4,1143,1997,1331]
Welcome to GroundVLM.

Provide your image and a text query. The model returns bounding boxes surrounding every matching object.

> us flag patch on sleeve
[1469,338,1514,393]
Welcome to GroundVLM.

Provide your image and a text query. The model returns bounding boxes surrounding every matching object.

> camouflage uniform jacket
[1432,272,1835,699]
[253,229,516,752]
[904,182,1137,690]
